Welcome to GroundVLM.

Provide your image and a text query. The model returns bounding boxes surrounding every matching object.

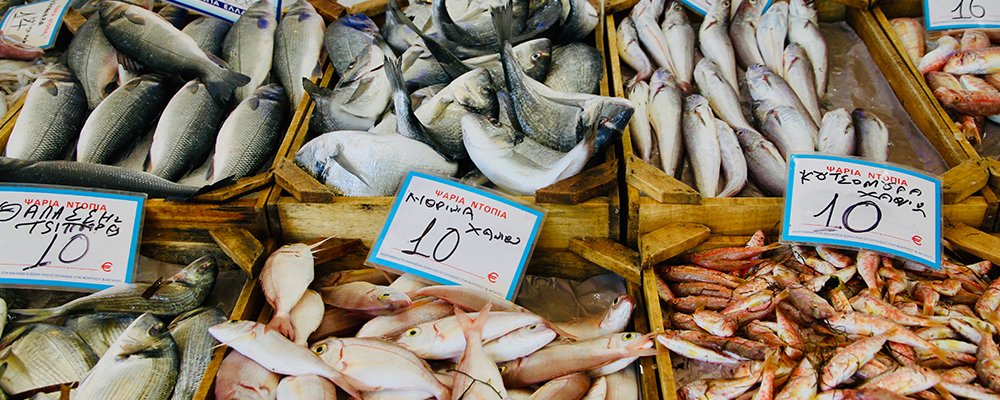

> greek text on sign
[0,185,145,291]
[164,0,281,24]
[679,0,772,17]
[781,154,941,268]
[368,172,544,300]
[0,0,71,49]
[924,0,1000,31]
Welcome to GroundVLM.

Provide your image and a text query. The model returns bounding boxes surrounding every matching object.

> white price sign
[781,154,941,268]
[924,0,1000,31]
[0,0,71,49]
[680,0,772,16]
[0,185,144,291]
[164,0,281,24]
[367,172,544,300]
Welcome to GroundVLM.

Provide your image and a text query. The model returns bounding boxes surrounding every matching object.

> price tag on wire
[924,0,1000,31]
[0,184,145,291]
[367,172,545,300]
[0,0,72,50]
[781,154,942,269]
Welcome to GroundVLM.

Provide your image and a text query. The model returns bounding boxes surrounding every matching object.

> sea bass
[5,64,85,161]
[222,0,277,103]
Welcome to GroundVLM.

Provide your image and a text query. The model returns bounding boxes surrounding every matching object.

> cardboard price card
[0,185,145,291]
[781,154,942,268]
[0,0,72,49]
[925,0,1000,31]
[679,0,772,17]
[165,0,281,24]
[368,172,545,300]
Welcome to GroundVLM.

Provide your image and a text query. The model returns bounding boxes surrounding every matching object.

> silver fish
[557,0,599,42]
[716,119,747,197]
[699,0,738,92]
[181,16,231,56]
[695,57,753,131]
[223,0,277,104]
[631,0,675,75]
[482,323,556,363]
[211,84,286,182]
[148,79,224,181]
[306,45,392,133]
[817,108,855,156]
[0,324,97,395]
[99,0,249,103]
[312,337,449,399]
[628,81,653,163]
[415,68,499,160]
[324,13,378,74]
[169,307,226,400]
[402,38,551,91]
[76,74,172,165]
[756,1,788,76]
[783,43,822,125]
[661,1,695,93]
[545,43,602,94]
[617,17,653,84]
[76,314,179,400]
[852,109,889,162]
[788,0,828,97]
[747,64,818,131]
[736,128,786,196]
[6,64,85,161]
[0,158,206,198]
[65,312,137,358]
[755,100,817,160]
[274,0,325,109]
[384,3,424,55]
[730,0,765,68]
[66,14,118,110]
[683,95,722,197]
[649,69,684,176]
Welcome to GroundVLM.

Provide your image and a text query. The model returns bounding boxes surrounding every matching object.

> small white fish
[628,81,654,163]
[288,289,323,347]
[261,242,319,342]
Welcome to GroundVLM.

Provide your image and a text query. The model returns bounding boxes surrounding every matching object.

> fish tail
[455,304,491,342]
[322,369,365,399]
[490,0,514,45]
[203,65,250,104]
[9,306,65,324]
[265,313,296,342]
[927,342,955,364]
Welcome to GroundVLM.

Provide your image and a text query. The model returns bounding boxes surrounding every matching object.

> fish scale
[211,84,287,183]
[76,74,172,165]
[149,79,224,181]
[6,64,86,161]
[76,314,178,400]
[169,307,226,400]
[0,324,97,395]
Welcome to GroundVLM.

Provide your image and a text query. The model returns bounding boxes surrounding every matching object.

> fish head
[209,320,261,344]
[453,68,499,116]
[512,39,552,80]
[371,286,413,312]
[506,323,556,347]
[746,64,771,84]
[244,0,276,19]
[594,99,633,149]
[601,295,636,331]
[707,0,731,22]
[649,68,679,94]
[171,256,217,286]
[461,113,519,148]
[40,63,74,83]
[395,321,444,354]
[116,313,173,357]
[310,337,346,365]
[339,44,385,86]
[247,84,287,111]
[607,332,655,350]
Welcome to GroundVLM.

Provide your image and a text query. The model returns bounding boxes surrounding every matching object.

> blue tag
[164,0,282,24]
[679,0,773,17]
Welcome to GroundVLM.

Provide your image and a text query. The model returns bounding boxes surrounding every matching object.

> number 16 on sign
[924,0,1000,31]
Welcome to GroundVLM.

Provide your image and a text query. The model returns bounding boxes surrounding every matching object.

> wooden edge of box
[642,267,677,400]
[605,13,642,249]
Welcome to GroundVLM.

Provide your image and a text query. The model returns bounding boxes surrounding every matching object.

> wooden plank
[639,223,711,268]
[569,237,641,284]
[626,155,702,204]
[643,267,678,400]
[209,227,265,276]
[536,160,618,204]
[310,0,345,20]
[942,158,989,204]
[0,96,25,150]
[605,14,640,248]
[194,172,273,203]
[987,159,1000,190]
[345,0,395,15]
[274,158,336,203]
[944,222,1000,265]
[626,281,661,400]
[64,9,86,33]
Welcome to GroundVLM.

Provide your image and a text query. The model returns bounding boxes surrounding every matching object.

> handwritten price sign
[680,0,772,17]
[0,0,71,49]
[367,172,544,300]
[781,154,941,268]
[925,0,1000,31]
[0,185,144,291]
[164,0,281,24]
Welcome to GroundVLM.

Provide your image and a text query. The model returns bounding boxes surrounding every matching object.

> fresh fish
[661,1,695,93]
[0,324,97,395]
[169,307,226,400]
[716,119,748,197]
[735,128,786,196]
[683,94,722,197]
[631,0,674,76]
[889,18,925,64]
[527,372,590,400]
[415,67,499,159]
[274,0,324,109]
[214,351,280,400]
[775,356,817,400]
[383,2,425,55]
[756,1,788,76]
[649,69,684,176]
[788,0,828,96]
[324,14,378,75]
[852,109,889,162]
[557,0,599,42]
[554,294,635,340]
[482,323,556,363]
[306,45,392,133]
[0,30,42,60]
[545,43,602,94]
[76,74,171,165]
[695,58,753,131]
[222,0,277,103]
[75,314,179,400]
[944,48,1000,75]
[396,310,547,360]
[356,298,454,339]
[756,100,817,160]
[261,242,317,342]
[978,326,1000,391]
[628,81,653,163]
[410,285,527,312]
[580,376,607,400]
[211,84,286,182]
[820,331,893,390]
[66,15,118,110]
[288,290,323,347]
[148,79,224,181]
[65,312,136,357]
[294,130,457,196]
[783,43,822,125]
[276,375,337,400]
[384,52,455,155]
[452,306,508,399]
[961,29,992,51]
[0,157,208,198]
[403,38,551,93]
[99,0,250,103]
[730,0,765,68]
[617,17,653,84]
[918,36,960,75]
[11,257,216,323]
[500,332,658,387]
[311,337,449,399]
[699,0,738,92]
[817,108,856,156]
[319,281,412,313]
[309,307,368,341]
[934,86,1000,117]
[747,64,818,131]
[157,5,188,28]
[605,367,639,400]
[5,64,85,161]
[181,16,231,56]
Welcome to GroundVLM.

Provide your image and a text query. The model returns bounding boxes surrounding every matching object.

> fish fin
[265,314,296,342]
[302,77,332,99]
[140,277,164,299]
[545,318,578,340]
[455,303,492,341]
[345,76,375,104]
[194,176,237,197]
[387,0,469,80]
[202,66,251,104]
[331,143,371,188]
[490,0,514,45]
[116,52,145,73]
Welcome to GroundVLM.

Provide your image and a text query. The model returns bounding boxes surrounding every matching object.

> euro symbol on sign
[912,236,923,246]
[101,262,112,272]
[487,272,499,283]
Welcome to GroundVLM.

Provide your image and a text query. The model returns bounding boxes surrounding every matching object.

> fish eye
[313,344,327,354]
[406,328,421,336]
[531,52,542,61]
[147,325,164,336]
[527,324,538,330]
[498,365,507,373]
[612,297,620,305]
[481,87,490,95]
[622,333,637,341]
[228,320,240,324]
[377,293,393,300]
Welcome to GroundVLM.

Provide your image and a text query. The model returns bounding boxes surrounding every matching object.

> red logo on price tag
[912,236,923,246]
[101,262,112,272]
[487,272,499,283]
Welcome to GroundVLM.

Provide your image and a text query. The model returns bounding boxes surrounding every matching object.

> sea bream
[210,84,287,183]
[305,44,392,133]
[75,314,179,400]
[274,0,325,109]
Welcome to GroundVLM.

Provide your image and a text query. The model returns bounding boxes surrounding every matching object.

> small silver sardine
[683,95,722,197]
[628,81,653,163]
[852,108,890,162]
[817,108,855,156]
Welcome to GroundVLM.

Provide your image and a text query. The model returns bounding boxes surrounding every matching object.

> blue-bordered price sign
[781,154,942,269]
[0,0,71,50]
[367,172,545,300]
[165,0,281,24]
[679,0,773,17]
[0,184,145,291]
[925,0,1000,31]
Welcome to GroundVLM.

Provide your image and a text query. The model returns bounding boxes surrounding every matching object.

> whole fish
[961,29,991,51]
[75,314,179,400]
[699,0,738,92]
[482,323,557,363]
[77,74,171,165]
[0,157,207,198]
[311,337,449,399]
[545,43,602,94]
[817,108,856,156]
[287,290,323,347]
[396,310,546,360]
[452,306,508,400]
[628,81,653,163]
[211,84,286,182]
[649,69,684,176]
[735,128,786,196]
[12,257,216,323]
[747,64,817,132]
[852,109,889,162]
[889,18,925,64]
[945,48,1000,75]
[402,38,552,91]
[695,57,753,131]
[606,367,639,400]
[261,242,317,341]
[99,0,249,103]
[783,43,822,125]
[324,14,378,74]
[617,17,653,84]
[0,30,42,60]
[65,312,136,357]
[409,285,526,313]
[356,298,454,339]
[820,331,893,390]
[918,36,960,75]
[557,0,599,42]
[788,0,828,96]
[716,119,748,197]
[181,16,231,56]
[148,79,224,181]
[305,45,392,133]
[276,375,337,400]
[214,351,280,400]
[683,95,722,197]
[319,281,412,313]
[274,0,324,109]
[756,100,817,159]
[5,64,85,161]
[222,0,277,103]
[730,0,765,68]
[66,15,118,110]
[500,332,658,387]
[169,307,226,400]
[661,1,694,93]
[756,1,788,75]
[0,324,97,395]
[978,327,1000,391]
[554,294,635,340]
[527,372,589,400]
[415,67,499,159]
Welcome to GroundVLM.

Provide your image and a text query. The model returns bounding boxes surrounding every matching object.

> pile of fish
[617,0,891,197]
[652,231,1000,399]
[889,20,1000,146]
[0,256,224,399]
[210,240,654,399]
[0,0,326,196]
[294,0,635,196]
